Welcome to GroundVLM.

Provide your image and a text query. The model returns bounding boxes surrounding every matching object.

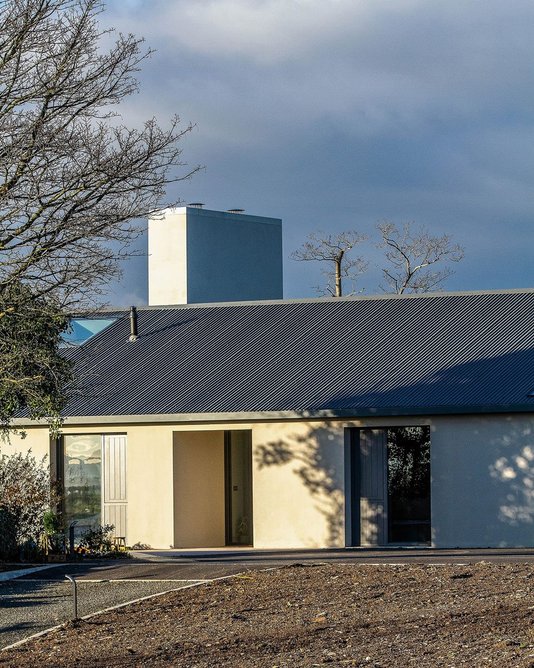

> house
[10,288,534,550]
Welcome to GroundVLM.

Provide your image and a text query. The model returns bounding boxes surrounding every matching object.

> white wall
[252,421,346,548]
[12,412,534,550]
[148,209,187,305]
[431,414,534,548]
[148,207,283,306]
[172,430,226,548]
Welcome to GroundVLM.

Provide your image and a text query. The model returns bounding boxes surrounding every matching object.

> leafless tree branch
[291,230,368,297]
[377,221,464,294]
[0,0,200,309]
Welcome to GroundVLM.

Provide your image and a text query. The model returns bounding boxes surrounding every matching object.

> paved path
[2,547,534,649]
[134,546,534,566]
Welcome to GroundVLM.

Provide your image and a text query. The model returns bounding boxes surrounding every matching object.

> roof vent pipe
[129,306,138,342]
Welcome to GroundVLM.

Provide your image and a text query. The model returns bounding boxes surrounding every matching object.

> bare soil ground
[1,562,534,667]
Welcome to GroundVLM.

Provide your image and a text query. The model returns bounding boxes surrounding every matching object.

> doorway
[225,431,253,545]
[349,427,431,546]
[173,430,253,548]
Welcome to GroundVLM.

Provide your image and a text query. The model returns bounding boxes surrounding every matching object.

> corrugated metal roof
[61,289,534,418]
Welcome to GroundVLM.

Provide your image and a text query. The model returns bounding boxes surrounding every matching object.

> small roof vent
[188,202,204,208]
[227,208,245,214]
[129,305,138,342]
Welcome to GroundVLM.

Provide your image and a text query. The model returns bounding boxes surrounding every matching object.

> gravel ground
[1,562,534,667]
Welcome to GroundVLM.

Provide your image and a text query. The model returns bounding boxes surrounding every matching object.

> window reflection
[63,435,102,534]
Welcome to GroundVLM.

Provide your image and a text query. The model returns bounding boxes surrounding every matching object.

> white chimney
[148,206,283,305]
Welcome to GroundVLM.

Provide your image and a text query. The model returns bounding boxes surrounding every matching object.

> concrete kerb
[1,571,252,653]
[0,563,66,582]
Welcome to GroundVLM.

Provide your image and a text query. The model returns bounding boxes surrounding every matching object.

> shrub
[0,450,53,560]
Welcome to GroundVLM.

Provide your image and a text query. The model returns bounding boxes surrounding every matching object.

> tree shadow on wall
[255,425,345,546]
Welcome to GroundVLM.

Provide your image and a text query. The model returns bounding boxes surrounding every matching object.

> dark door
[225,431,253,545]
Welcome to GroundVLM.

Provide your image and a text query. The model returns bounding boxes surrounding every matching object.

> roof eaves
[12,402,534,427]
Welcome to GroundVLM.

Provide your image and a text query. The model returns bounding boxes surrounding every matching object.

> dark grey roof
[62,289,534,419]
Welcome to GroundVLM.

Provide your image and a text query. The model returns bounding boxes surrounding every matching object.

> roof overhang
[12,403,534,428]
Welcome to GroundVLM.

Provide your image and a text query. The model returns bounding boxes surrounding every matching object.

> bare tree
[0,0,198,309]
[291,231,368,297]
[0,0,198,429]
[377,221,464,294]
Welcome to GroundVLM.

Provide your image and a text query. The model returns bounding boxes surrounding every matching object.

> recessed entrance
[173,429,253,548]
[348,427,431,546]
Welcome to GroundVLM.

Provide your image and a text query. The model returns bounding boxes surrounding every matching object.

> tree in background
[0,0,196,428]
[291,230,368,297]
[293,222,464,297]
[377,221,464,294]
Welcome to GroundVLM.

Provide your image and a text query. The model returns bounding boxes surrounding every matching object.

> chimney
[129,306,138,341]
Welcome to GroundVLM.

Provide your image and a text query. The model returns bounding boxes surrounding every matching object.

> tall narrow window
[63,434,102,535]
[387,427,431,544]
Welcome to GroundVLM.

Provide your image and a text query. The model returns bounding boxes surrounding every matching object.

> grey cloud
[102,0,534,301]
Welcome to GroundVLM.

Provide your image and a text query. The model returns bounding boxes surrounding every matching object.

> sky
[103,0,534,304]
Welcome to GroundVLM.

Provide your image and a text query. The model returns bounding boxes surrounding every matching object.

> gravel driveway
[0,560,251,650]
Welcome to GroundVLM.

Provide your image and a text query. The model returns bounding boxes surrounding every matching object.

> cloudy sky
[103,0,534,303]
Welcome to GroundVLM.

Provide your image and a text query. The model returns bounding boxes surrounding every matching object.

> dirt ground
[1,562,533,667]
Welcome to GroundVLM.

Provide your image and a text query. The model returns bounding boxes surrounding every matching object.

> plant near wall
[0,450,54,560]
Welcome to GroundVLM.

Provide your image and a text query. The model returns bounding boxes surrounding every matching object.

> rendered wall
[2,428,50,461]
[430,414,534,548]
[172,430,226,548]
[13,412,534,550]
[252,421,346,548]
[148,207,283,306]
[148,209,188,306]
[185,208,283,303]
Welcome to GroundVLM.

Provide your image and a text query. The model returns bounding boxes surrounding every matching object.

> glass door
[387,427,431,544]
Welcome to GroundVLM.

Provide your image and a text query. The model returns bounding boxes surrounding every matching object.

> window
[60,434,127,542]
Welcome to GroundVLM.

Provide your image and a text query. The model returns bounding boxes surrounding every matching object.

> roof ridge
[93,287,534,313]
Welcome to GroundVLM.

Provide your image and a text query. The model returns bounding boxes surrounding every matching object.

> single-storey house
[9,288,534,550]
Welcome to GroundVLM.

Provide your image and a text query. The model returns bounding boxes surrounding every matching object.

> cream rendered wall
[172,430,225,547]
[17,412,534,550]
[123,424,175,549]
[252,421,346,548]
[430,414,534,548]
[1,427,50,461]
[148,209,187,306]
